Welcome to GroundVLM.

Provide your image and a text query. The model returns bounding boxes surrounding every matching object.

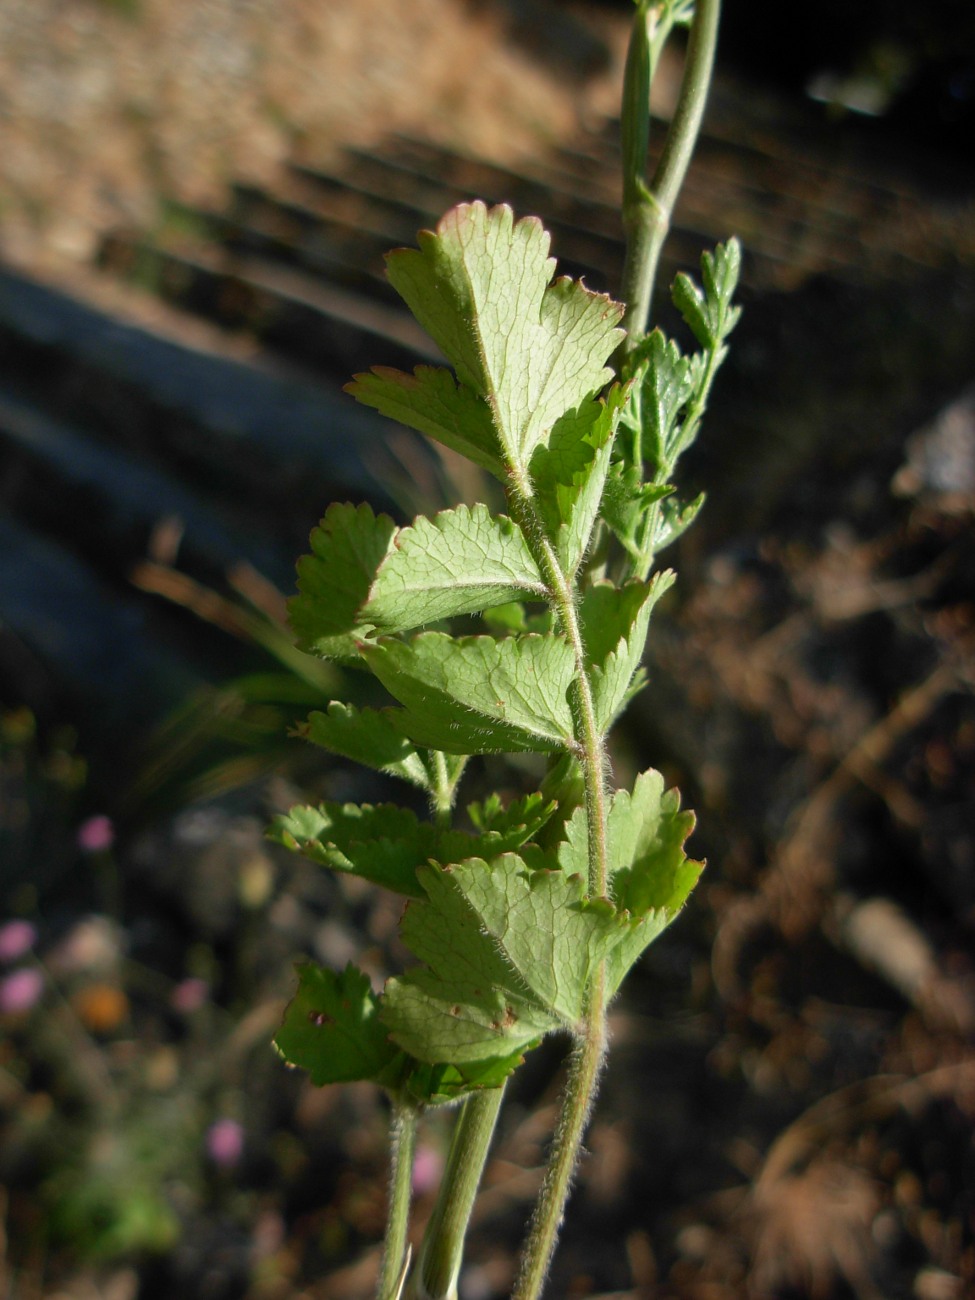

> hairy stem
[430,750,463,830]
[378,1102,419,1300]
[511,972,608,1300]
[621,0,722,349]
[409,1087,505,1300]
[505,485,613,1297]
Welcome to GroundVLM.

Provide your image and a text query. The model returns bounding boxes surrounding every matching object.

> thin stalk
[504,484,613,1298]
[621,0,722,349]
[506,488,610,898]
[430,750,464,830]
[378,1101,419,1300]
[409,1086,506,1300]
[511,972,608,1300]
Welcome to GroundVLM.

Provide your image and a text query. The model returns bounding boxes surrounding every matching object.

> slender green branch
[409,1087,505,1300]
[430,750,465,830]
[621,0,722,349]
[378,1102,419,1300]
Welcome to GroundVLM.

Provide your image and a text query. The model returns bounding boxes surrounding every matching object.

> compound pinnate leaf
[274,963,401,1086]
[627,329,695,469]
[380,202,624,476]
[362,504,546,631]
[300,701,429,789]
[672,238,742,350]
[289,503,397,659]
[362,632,577,755]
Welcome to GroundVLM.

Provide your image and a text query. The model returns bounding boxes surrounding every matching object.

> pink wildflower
[0,966,44,1014]
[170,978,210,1014]
[0,920,37,964]
[206,1118,244,1168]
[411,1143,444,1195]
[77,815,115,853]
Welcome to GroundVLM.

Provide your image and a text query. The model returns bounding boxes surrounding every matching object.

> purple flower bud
[77,815,115,853]
[206,1118,244,1168]
[0,920,37,964]
[0,966,44,1014]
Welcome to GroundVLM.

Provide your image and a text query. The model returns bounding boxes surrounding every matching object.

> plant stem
[511,972,608,1300]
[430,750,458,830]
[409,1087,505,1300]
[620,0,722,350]
[506,490,610,898]
[378,1101,419,1300]
[505,489,613,1298]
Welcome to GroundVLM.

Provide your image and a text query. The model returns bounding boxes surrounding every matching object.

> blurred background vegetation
[1,2,973,1298]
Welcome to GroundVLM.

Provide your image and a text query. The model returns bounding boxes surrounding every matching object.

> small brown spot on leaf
[308,1010,335,1027]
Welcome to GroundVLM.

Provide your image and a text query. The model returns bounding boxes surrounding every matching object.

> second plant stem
[621,0,722,348]
[410,1087,506,1300]
[379,1101,419,1300]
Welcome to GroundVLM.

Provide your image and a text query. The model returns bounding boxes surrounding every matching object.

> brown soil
[0,0,632,275]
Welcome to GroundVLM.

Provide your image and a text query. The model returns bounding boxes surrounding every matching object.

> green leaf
[672,238,742,350]
[273,962,525,1103]
[384,968,553,1068]
[274,963,402,1086]
[270,793,559,896]
[362,504,546,631]
[601,464,669,557]
[347,365,505,480]
[381,202,624,476]
[481,601,529,633]
[652,491,705,553]
[531,386,627,575]
[289,504,397,659]
[268,802,433,896]
[606,770,701,915]
[466,791,558,845]
[383,853,627,1064]
[558,769,704,994]
[626,330,695,470]
[581,575,674,732]
[362,632,577,755]
[300,701,429,789]
[448,855,625,1025]
[405,1051,536,1104]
